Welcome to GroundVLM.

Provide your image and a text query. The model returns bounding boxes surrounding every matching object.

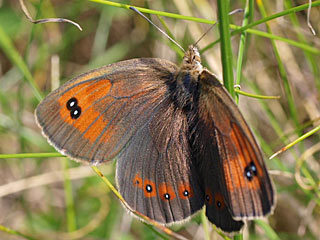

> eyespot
[205,188,213,205]
[159,183,176,201]
[66,97,78,110]
[146,184,152,192]
[164,193,170,200]
[143,179,157,198]
[178,183,194,199]
[205,195,210,201]
[250,162,257,175]
[70,106,82,119]
[244,161,258,181]
[133,173,143,188]
[214,192,225,210]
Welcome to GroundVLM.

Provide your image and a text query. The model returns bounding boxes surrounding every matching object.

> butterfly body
[36,45,274,232]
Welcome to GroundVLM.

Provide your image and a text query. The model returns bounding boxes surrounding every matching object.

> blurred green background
[0,0,319,239]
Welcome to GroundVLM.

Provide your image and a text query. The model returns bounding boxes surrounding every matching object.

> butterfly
[35,44,275,233]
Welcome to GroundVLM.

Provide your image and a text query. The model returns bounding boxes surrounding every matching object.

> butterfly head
[181,45,203,72]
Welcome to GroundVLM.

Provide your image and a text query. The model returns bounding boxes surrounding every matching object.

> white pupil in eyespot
[146,185,152,192]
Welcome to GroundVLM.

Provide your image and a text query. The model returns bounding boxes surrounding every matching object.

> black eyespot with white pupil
[66,97,78,110]
[164,193,170,200]
[216,201,221,208]
[205,195,210,202]
[146,184,152,193]
[70,106,81,119]
[244,161,258,181]
[183,190,189,197]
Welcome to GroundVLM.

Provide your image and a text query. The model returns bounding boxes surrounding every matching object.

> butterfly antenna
[129,7,185,53]
[194,8,244,46]
[194,23,217,47]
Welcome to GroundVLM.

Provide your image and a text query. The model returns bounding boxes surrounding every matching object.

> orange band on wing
[223,154,242,191]
[58,79,112,143]
[223,122,262,192]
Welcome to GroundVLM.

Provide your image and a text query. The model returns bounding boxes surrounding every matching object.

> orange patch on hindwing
[178,183,194,199]
[58,79,112,143]
[214,192,225,210]
[143,179,157,198]
[158,183,176,201]
[133,173,143,188]
[205,188,214,205]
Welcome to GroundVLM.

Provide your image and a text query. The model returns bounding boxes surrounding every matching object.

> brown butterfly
[35,44,275,233]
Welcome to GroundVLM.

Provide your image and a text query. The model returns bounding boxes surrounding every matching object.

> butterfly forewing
[36,58,177,164]
[197,70,274,219]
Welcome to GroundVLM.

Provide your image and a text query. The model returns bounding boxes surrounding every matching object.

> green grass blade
[0,224,37,240]
[235,89,280,99]
[217,0,235,98]
[90,0,216,24]
[270,125,320,159]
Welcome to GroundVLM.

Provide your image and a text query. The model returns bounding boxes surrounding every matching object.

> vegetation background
[0,0,319,239]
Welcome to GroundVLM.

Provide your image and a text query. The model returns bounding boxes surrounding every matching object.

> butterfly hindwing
[116,98,204,224]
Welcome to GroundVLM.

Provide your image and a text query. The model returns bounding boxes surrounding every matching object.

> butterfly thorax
[170,45,202,111]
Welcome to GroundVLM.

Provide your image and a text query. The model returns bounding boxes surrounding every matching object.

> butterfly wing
[36,57,205,223]
[116,97,204,224]
[195,70,274,224]
[36,58,178,164]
